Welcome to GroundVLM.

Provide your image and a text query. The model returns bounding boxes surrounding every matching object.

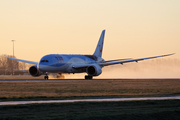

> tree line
[0,55,32,75]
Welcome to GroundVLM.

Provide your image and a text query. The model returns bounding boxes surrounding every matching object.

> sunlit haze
[1,0,180,61]
[1,1,180,62]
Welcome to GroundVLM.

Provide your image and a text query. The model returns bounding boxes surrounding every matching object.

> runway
[0,78,179,81]
[0,96,180,106]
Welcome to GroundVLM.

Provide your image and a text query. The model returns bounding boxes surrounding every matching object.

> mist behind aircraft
[65,58,180,79]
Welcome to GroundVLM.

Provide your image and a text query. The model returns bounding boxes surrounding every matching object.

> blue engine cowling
[29,65,42,77]
[86,64,102,76]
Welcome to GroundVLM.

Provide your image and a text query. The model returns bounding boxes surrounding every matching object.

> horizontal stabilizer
[103,58,132,63]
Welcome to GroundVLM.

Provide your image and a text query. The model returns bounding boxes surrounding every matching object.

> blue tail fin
[93,30,105,58]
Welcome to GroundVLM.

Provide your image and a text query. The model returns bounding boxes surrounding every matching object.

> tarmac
[0,78,180,81]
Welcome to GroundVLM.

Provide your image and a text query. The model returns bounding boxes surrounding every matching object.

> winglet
[93,30,105,58]
[161,53,175,57]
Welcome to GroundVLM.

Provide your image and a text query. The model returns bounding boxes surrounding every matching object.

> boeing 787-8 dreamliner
[5,30,174,79]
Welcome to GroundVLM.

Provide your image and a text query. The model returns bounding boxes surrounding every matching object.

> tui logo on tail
[93,30,105,57]
[99,42,103,52]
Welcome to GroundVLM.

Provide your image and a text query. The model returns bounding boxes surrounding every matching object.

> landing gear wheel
[44,75,49,80]
[85,75,93,79]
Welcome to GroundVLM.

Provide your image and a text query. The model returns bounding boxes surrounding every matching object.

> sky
[1,0,180,62]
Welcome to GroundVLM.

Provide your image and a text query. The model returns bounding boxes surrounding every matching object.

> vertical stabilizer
[93,30,105,58]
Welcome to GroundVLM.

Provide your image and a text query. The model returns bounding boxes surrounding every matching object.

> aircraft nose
[38,63,47,72]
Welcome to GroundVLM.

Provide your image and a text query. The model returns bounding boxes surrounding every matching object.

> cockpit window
[40,60,49,62]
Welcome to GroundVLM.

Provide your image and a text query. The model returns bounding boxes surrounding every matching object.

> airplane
[5,30,174,79]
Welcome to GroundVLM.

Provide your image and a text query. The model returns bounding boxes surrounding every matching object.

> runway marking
[0,96,180,106]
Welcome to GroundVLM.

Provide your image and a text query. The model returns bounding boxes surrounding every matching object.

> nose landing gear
[44,72,49,80]
[44,75,49,80]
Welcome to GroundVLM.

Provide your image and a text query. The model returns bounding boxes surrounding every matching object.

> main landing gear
[85,75,93,79]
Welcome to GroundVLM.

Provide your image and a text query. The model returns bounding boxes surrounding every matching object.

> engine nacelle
[86,64,102,76]
[29,65,42,77]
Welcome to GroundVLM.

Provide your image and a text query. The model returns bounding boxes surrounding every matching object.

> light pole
[11,40,15,75]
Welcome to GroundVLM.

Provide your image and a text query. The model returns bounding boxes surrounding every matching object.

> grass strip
[0,100,180,120]
[0,79,180,101]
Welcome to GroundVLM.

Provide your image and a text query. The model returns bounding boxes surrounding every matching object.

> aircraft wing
[4,55,38,65]
[99,53,175,67]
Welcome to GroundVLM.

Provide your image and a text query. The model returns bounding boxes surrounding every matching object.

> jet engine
[29,65,42,77]
[86,64,102,76]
